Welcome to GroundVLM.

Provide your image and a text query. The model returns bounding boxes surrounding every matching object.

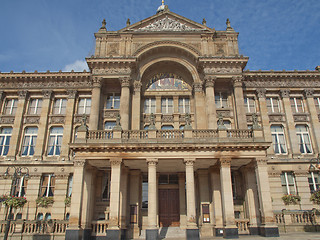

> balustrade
[192,129,218,138]
[235,219,250,234]
[91,220,108,236]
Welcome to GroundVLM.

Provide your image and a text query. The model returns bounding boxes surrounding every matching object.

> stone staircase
[139,227,186,239]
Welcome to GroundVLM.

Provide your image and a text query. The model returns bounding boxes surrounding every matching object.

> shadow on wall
[304,225,320,232]
[33,235,51,240]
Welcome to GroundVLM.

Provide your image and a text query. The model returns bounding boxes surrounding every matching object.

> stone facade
[0,4,320,240]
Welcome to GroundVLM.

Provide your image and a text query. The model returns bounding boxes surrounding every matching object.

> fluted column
[66,160,86,240]
[6,90,28,160]
[233,76,247,129]
[280,89,300,156]
[89,77,102,130]
[255,158,279,237]
[60,90,77,160]
[193,82,207,129]
[146,158,158,240]
[219,158,238,238]
[131,81,142,130]
[120,77,131,130]
[304,89,320,153]
[33,90,52,160]
[184,158,200,239]
[205,76,217,129]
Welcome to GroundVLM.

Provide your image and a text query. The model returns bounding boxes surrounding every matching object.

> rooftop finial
[162,0,165,5]
[157,0,169,13]
[226,18,234,31]
[98,19,107,33]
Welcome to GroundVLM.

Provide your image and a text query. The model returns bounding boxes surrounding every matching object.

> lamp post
[2,166,29,240]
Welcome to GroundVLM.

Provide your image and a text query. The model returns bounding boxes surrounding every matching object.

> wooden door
[159,189,180,227]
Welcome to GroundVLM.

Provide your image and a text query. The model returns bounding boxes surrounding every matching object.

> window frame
[40,174,55,197]
[144,98,156,114]
[178,97,190,114]
[78,98,91,115]
[290,97,304,113]
[266,97,281,113]
[308,172,320,193]
[21,127,38,156]
[244,97,256,113]
[4,98,18,115]
[28,98,43,115]
[215,92,228,109]
[296,124,313,154]
[0,127,12,156]
[106,93,120,109]
[271,125,287,155]
[281,172,297,195]
[14,176,27,197]
[53,98,67,115]
[161,97,174,114]
[47,127,63,156]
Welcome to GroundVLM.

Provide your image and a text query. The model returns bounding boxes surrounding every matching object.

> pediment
[120,11,213,33]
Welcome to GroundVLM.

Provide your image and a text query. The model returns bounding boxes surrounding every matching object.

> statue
[252,113,261,129]
[184,113,192,130]
[217,113,226,130]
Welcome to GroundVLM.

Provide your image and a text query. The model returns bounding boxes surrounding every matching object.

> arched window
[296,125,312,154]
[271,125,287,154]
[37,213,43,221]
[45,213,51,221]
[48,127,63,156]
[22,127,38,156]
[0,127,12,156]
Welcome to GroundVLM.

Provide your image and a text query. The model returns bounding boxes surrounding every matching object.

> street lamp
[2,166,29,240]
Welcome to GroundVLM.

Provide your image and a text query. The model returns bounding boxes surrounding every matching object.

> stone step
[138,227,186,239]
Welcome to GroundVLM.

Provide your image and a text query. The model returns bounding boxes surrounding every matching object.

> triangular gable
[119,11,214,33]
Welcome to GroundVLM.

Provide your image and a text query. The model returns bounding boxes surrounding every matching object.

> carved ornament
[184,158,195,166]
[220,158,231,167]
[50,116,65,124]
[104,110,119,119]
[204,76,215,88]
[304,89,314,98]
[74,160,86,167]
[256,88,266,98]
[193,83,203,92]
[110,158,122,166]
[280,89,290,98]
[293,114,309,122]
[268,114,284,122]
[232,76,243,87]
[120,77,131,88]
[67,90,77,99]
[0,116,15,124]
[92,78,102,88]
[137,16,201,32]
[147,158,158,166]
[133,81,142,92]
[24,116,40,124]
[42,90,53,99]
[93,68,131,75]
[216,109,231,118]
[74,115,90,124]
[18,90,28,99]
[162,115,174,123]
[204,67,242,75]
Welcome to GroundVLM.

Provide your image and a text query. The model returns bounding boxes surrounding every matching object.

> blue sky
[0,0,319,72]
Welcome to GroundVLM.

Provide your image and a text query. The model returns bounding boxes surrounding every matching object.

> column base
[65,229,82,240]
[146,229,159,240]
[121,229,127,240]
[223,227,238,239]
[249,226,259,235]
[186,228,200,240]
[106,229,121,240]
[259,226,279,237]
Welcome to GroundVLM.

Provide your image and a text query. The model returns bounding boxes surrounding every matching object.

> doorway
[159,188,180,227]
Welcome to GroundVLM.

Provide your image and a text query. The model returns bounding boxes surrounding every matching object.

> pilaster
[233,76,247,129]
[193,82,207,129]
[131,80,142,130]
[205,76,217,129]
[89,77,102,130]
[120,77,131,130]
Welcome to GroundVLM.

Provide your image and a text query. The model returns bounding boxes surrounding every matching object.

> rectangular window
[40,174,55,197]
[308,172,320,193]
[314,97,320,113]
[267,97,281,113]
[202,204,210,223]
[161,97,173,114]
[21,127,38,156]
[281,172,297,195]
[67,174,73,197]
[0,127,12,156]
[78,98,91,114]
[47,127,63,156]
[28,99,42,115]
[178,97,190,113]
[215,92,228,108]
[244,97,256,113]
[4,99,18,115]
[144,98,156,114]
[290,97,304,113]
[296,125,312,154]
[101,172,110,200]
[106,93,120,109]
[53,99,67,115]
[271,125,287,154]
[14,176,27,197]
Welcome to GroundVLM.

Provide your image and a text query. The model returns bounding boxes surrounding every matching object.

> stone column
[6,90,28,160]
[233,76,247,129]
[210,167,223,236]
[178,173,187,229]
[256,88,272,153]
[119,166,129,237]
[280,89,300,156]
[304,89,320,153]
[219,158,238,238]
[205,76,217,129]
[33,90,52,160]
[52,174,69,220]
[89,78,102,130]
[107,158,122,240]
[242,166,260,235]
[295,171,313,209]
[193,82,207,129]
[24,174,41,221]
[255,158,279,237]
[120,77,131,130]
[129,170,141,239]
[131,81,142,130]
[184,158,200,240]
[146,158,158,240]
[66,160,86,240]
[198,169,213,237]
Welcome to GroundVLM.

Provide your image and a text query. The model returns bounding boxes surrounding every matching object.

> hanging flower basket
[0,195,7,203]
[282,194,301,205]
[310,189,320,205]
[3,196,27,209]
[36,197,54,208]
[64,197,71,207]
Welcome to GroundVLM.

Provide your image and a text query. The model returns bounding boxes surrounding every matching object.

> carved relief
[92,78,102,88]
[120,77,131,87]
[280,89,290,98]
[268,114,284,122]
[104,110,119,119]
[215,43,225,55]
[304,89,314,98]
[50,116,65,124]
[162,115,174,123]
[256,88,266,98]
[0,79,92,89]
[244,79,320,88]
[216,109,231,118]
[74,115,90,124]
[24,116,40,124]
[204,67,241,74]
[293,114,309,122]
[184,158,195,166]
[0,116,15,124]
[193,83,203,92]
[42,90,53,99]
[92,68,132,75]
[107,43,119,55]
[138,16,201,32]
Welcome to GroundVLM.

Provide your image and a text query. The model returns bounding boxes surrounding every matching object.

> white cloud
[63,60,89,72]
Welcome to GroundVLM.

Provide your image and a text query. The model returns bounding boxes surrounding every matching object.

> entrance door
[159,189,180,227]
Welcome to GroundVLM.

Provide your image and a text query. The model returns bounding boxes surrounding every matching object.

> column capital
[110,158,122,166]
[120,77,131,88]
[92,77,102,88]
[232,76,243,87]
[204,76,216,88]
[280,89,290,98]
[256,88,266,98]
[193,82,203,92]
[184,158,196,166]
[42,90,53,99]
[146,158,158,166]
[219,158,231,167]
[133,80,142,92]
[18,90,28,99]
[74,159,86,168]
[67,90,78,99]
[304,88,314,98]
[255,158,268,167]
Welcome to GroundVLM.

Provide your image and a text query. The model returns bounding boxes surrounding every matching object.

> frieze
[74,115,90,124]
[203,67,242,75]
[104,110,119,119]
[293,114,309,122]
[0,79,92,89]
[268,114,284,122]
[93,68,132,75]
[216,109,231,118]
[24,116,40,124]
[50,116,65,124]
[137,16,202,32]
[0,116,15,124]
[244,79,320,88]
[162,115,174,123]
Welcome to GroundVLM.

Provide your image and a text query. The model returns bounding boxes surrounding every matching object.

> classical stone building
[1,2,320,240]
